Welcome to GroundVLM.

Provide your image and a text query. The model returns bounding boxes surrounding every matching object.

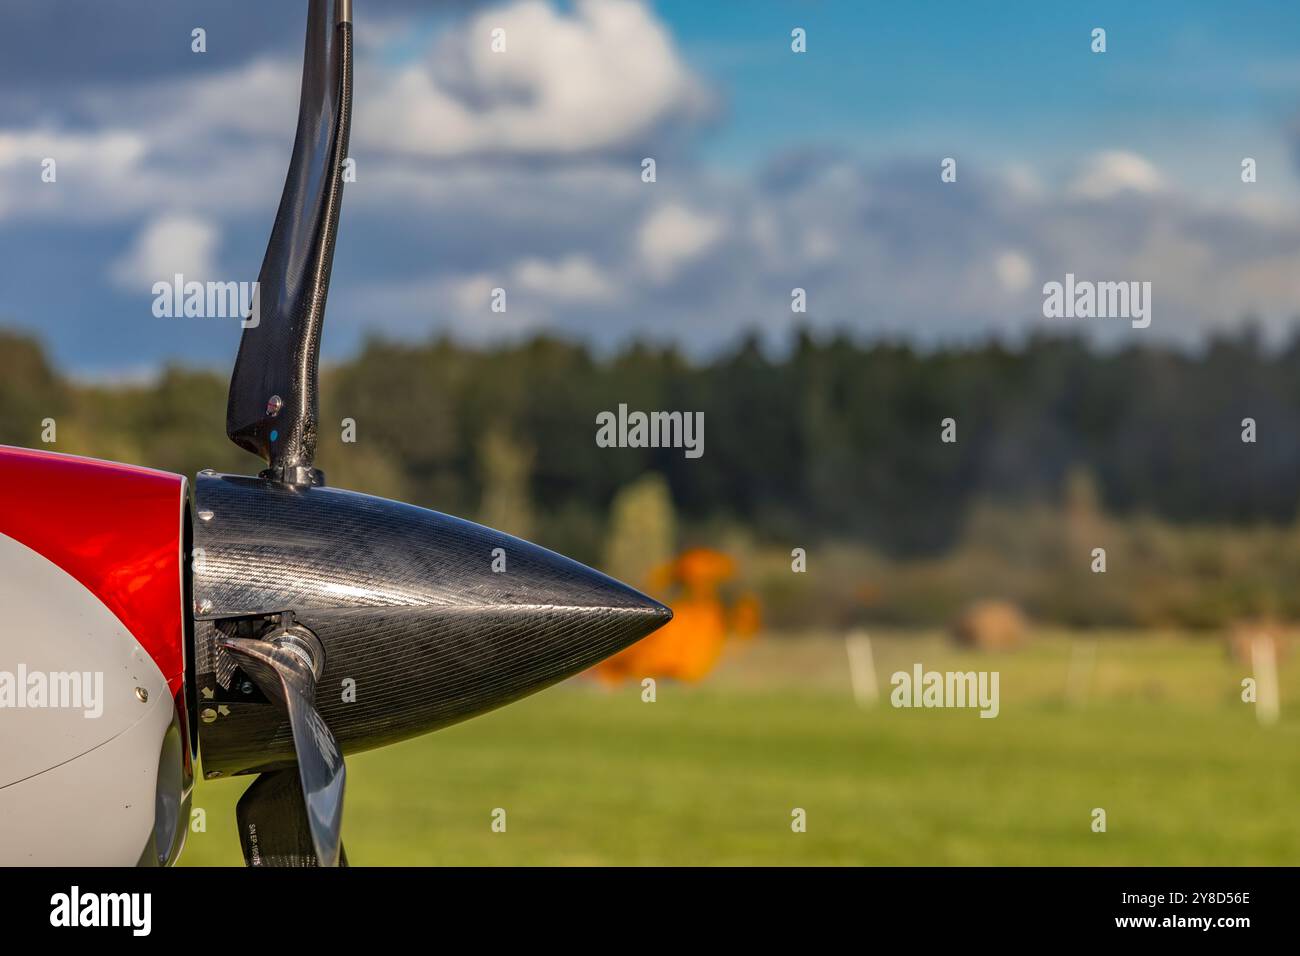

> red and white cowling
[0,445,192,865]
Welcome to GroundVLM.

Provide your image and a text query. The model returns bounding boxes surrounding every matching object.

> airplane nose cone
[191,473,673,777]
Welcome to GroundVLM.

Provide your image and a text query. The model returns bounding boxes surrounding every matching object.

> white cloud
[0,128,145,175]
[994,250,1033,294]
[636,202,725,283]
[81,57,299,145]
[358,252,620,339]
[0,128,147,221]
[514,254,618,302]
[1001,162,1045,201]
[359,0,711,158]
[462,254,621,312]
[109,213,220,290]
[334,146,1300,353]
[445,273,501,318]
[1068,150,1166,201]
[800,228,838,264]
[0,1,709,229]
[0,75,290,225]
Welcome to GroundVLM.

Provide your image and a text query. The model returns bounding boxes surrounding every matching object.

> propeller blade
[226,0,354,485]
[236,769,348,868]
[222,628,346,867]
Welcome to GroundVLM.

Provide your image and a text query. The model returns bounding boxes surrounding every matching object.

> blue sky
[667,1,1300,192]
[2,0,1300,376]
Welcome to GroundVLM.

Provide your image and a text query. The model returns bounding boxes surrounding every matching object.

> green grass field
[179,632,1300,865]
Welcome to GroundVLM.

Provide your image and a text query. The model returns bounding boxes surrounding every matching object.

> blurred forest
[4,324,1300,631]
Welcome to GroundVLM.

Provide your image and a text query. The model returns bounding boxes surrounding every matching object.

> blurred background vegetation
[8,323,1299,864]
[6,323,1300,632]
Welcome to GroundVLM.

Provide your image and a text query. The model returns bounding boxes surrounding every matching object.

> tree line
[3,324,1298,568]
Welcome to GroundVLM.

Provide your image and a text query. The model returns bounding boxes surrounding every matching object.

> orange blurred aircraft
[593,547,760,684]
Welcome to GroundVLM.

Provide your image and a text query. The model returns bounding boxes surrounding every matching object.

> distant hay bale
[951,600,1028,651]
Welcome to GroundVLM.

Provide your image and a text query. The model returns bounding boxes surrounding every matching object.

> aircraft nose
[191,472,674,776]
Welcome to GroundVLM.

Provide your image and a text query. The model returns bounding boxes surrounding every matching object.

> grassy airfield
[181,632,1300,866]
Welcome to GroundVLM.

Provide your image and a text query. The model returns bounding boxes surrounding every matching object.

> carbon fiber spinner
[191,471,671,778]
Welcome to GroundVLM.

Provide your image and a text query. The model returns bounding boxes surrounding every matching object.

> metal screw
[201,708,217,723]
[206,770,222,779]
[197,509,214,522]
[134,687,149,703]
[239,681,254,696]
[266,394,284,417]
[196,598,213,615]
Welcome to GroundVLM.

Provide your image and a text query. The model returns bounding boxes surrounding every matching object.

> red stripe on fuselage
[0,445,186,695]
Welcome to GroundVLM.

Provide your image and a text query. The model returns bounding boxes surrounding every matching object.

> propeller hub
[267,625,324,682]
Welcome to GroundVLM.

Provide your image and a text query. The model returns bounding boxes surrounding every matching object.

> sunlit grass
[180,632,1300,865]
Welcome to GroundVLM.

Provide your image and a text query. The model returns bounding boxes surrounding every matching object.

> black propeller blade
[223,626,345,867]
[236,769,348,868]
[226,0,353,486]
